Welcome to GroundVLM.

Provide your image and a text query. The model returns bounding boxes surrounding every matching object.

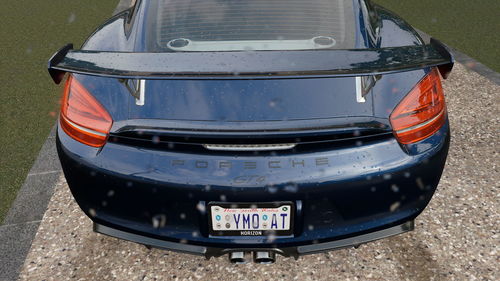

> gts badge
[232,175,267,185]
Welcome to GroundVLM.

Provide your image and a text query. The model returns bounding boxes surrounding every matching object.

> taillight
[390,68,446,144]
[60,76,113,147]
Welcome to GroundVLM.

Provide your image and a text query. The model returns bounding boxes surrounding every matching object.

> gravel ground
[17,63,499,281]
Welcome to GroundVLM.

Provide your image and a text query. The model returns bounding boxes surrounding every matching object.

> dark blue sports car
[49,0,453,263]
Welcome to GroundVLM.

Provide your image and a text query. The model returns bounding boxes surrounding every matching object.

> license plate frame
[208,202,295,237]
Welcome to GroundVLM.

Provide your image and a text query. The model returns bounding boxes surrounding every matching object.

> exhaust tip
[253,251,276,264]
[229,252,247,264]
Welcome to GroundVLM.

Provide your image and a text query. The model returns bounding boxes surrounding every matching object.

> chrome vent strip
[203,143,296,151]
[355,76,366,103]
[135,79,145,106]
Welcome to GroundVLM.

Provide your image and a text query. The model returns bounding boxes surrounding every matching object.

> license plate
[208,202,294,236]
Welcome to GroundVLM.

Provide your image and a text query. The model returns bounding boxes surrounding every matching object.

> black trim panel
[94,221,414,259]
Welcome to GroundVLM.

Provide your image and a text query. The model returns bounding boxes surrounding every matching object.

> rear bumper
[57,120,449,252]
[95,220,414,259]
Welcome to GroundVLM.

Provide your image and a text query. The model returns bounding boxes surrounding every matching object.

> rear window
[145,0,356,52]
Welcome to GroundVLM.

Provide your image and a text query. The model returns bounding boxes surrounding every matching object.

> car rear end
[52,0,452,263]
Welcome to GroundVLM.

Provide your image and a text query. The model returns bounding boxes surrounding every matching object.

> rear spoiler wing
[48,38,453,84]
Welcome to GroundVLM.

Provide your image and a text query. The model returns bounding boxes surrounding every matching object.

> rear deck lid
[128,77,372,121]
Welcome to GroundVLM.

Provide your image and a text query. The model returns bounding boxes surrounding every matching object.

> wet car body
[54,0,452,262]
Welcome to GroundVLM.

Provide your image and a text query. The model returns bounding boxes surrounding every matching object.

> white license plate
[208,202,294,236]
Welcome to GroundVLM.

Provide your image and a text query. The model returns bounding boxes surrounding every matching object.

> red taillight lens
[60,76,113,147]
[390,68,446,144]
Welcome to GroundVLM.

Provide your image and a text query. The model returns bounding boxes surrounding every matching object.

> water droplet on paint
[390,202,400,212]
